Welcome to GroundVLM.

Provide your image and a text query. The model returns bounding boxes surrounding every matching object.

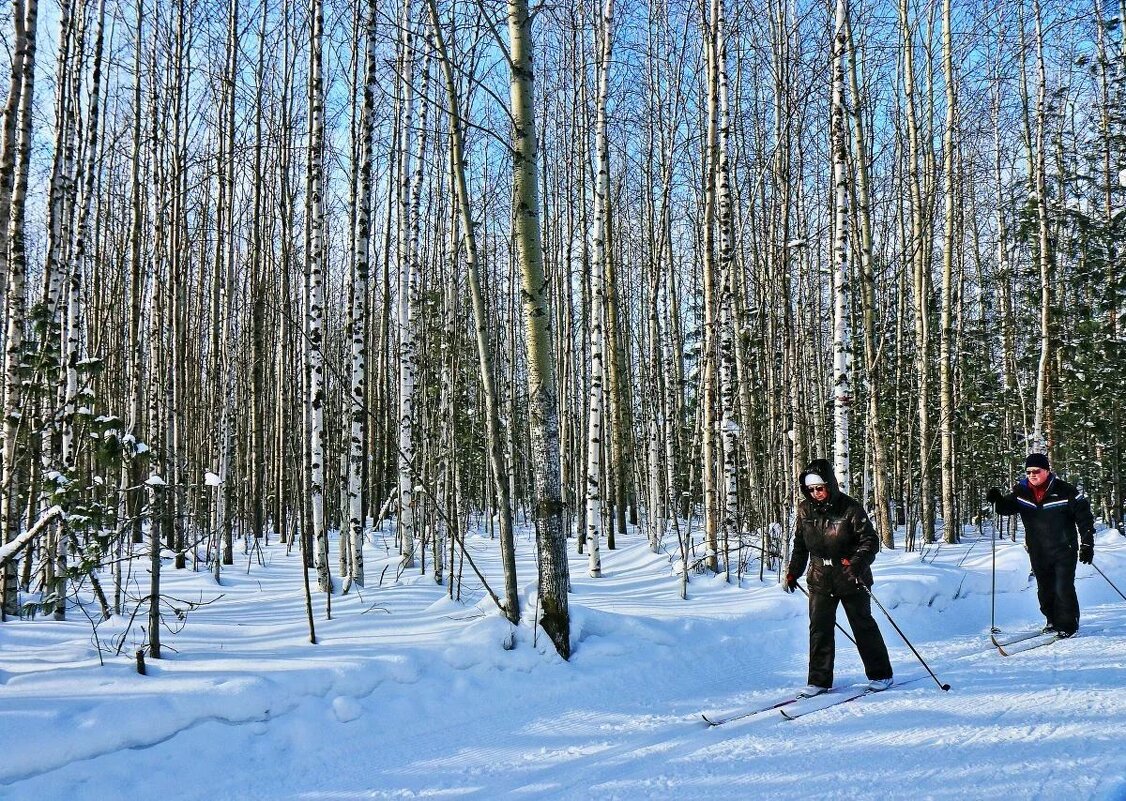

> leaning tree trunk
[426,0,519,621]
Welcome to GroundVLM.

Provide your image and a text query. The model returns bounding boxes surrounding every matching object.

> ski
[994,632,1063,656]
[990,629,1051,648]
[779,686,876,720]
[701,694,802,727]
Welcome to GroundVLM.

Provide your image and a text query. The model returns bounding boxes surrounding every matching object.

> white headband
[804,473,826,487]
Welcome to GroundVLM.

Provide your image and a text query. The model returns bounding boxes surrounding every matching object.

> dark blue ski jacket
[993,474,1095,559]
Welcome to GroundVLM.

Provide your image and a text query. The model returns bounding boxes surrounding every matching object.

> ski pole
[796,580,857,645]
[990,513,999,630]
[858,581,951,691]
[1092,562,1126,602]
[990,509,999,633]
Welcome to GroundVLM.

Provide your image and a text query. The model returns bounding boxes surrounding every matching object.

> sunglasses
[807,484,828,493]
[1025,468,1045,475]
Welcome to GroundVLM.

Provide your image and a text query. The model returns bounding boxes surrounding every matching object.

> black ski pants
[807,588,893,688]
[1030,549,1079,635]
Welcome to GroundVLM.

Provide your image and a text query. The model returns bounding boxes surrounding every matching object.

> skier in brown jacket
[783,458,893,697]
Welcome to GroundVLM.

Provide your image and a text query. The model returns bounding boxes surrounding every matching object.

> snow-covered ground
[1,520,1125,800]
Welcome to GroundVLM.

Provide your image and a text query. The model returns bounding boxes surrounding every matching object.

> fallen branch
[0,506,65,569]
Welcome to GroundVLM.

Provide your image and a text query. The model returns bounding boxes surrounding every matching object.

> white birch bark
[307,0,330,592]
[830,0,852,494]
[507,0,570,658]
[41,0,74,334]
[396,3,425,570]
[395,24,413,565]
[899,0,934,543]
[119,0,146,612]
[939,0,957,539]
[346,0,377,590]
[35,0,70,610]
[0,0,37,617]
[585,0,613,579]
[247,0,268,556]
[145,117,165,656]
[845,10,892,546]
[61,0,106,474]
[1031,0,1051,453]
[714,0,739,575]
[700,0,720,574]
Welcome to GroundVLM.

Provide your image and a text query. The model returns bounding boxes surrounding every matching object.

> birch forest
[0,0,1123,661]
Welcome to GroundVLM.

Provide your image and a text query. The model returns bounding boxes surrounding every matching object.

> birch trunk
[345,0,377,590]
[248,0,267,553]
[120,0,145,612]
[899,0,934,543]
[62,0,105,472]
[0,0,37,617]
[700,0,720,574]
[714,0,739,578]
[1030,0,1051,453]
[396,4,426,570]
[507,0,570,659]
[307,0,331,593]
[845,11,892,546]
[939,0,957,540]
[426,0,519,619]
[830,0,852,494]
[584,0,613,579]
[40,0,74,339]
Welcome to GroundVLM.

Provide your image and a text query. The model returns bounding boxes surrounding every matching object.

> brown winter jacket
[787,458,880,596]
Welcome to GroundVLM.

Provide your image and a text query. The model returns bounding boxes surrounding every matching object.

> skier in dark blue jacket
[987,452,1095,637]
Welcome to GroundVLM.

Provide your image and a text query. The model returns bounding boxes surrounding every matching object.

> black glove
[986,487,1003,505]
[841,559,861,582]
[782,573,797,594]
[1079,544,1093,565]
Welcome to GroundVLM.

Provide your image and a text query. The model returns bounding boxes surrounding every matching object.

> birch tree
[830,0,852,492]
[507,0,570,659]
[845,10,892,546]
[699,0,721,574]
[1,0,38,617]
[307,0,331,592]
[584,0,613,579]
[344,0,378,591]
[396,4,432,571]
[899,0,935,543]
[1030,0,1052,453]
[714,0,739,576]
[425,0,519,620]
[938,0,958,540]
